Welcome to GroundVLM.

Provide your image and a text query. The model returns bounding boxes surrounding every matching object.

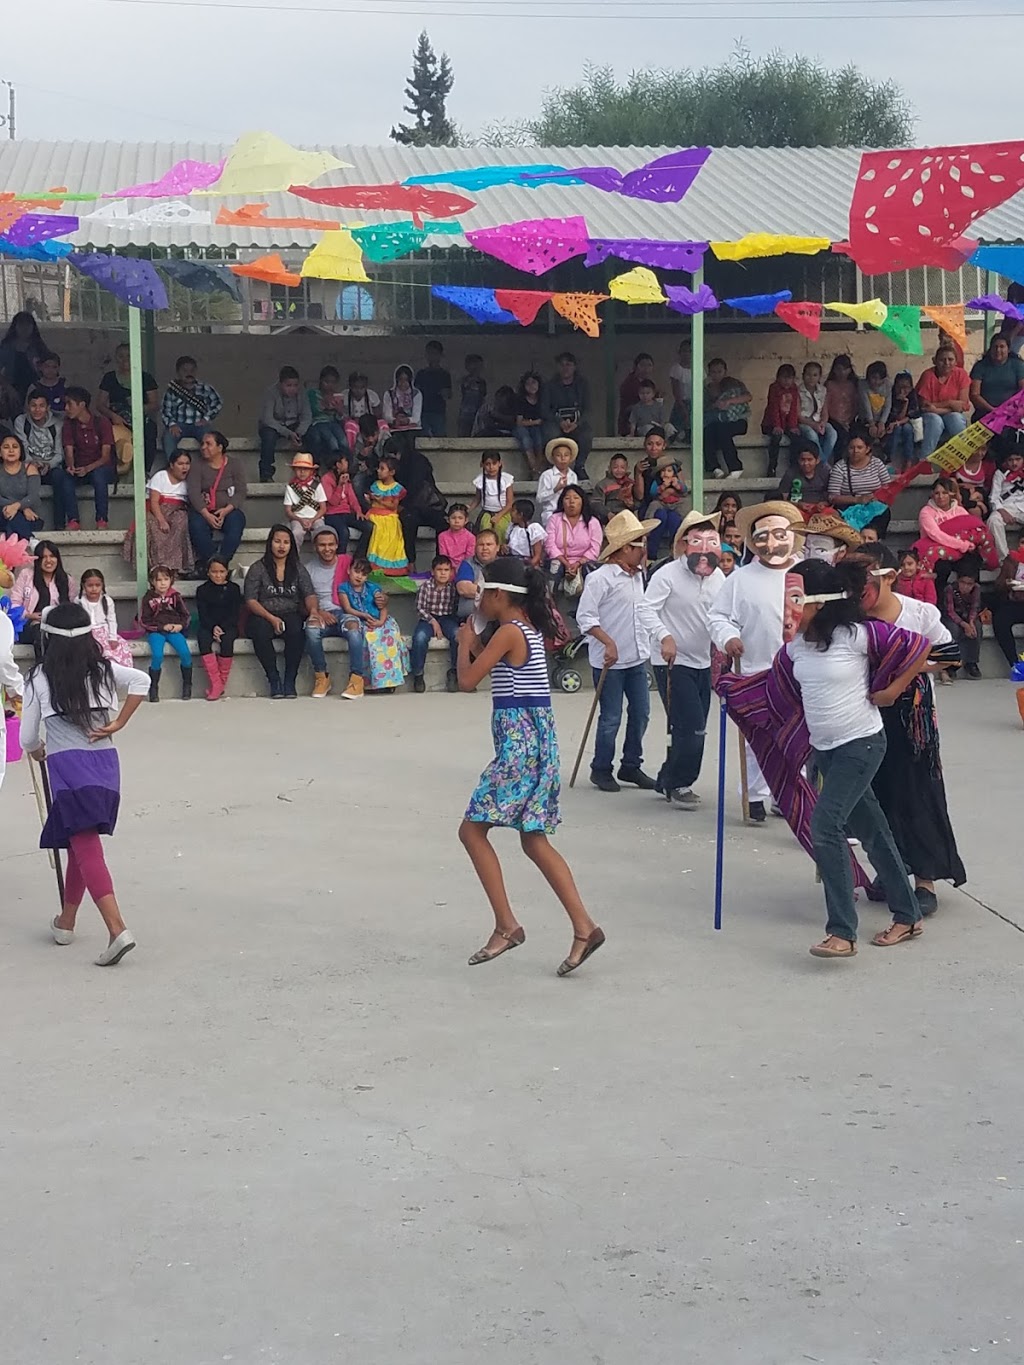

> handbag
[561,518,584,597]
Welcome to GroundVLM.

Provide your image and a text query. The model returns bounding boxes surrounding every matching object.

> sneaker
[96,519,109,530]
[965,663,982,679]
[746,800,767,825]
[712,469,726,480]
[727,470,742,480]
[617,766,657,790]
[446,667,459,694]
[590,771,620,793]
[341,675,365,700]
[938,672,953,686]
[96,930,136,966]
[311,671,332,699]
[671,788,701,810]
[66,519,81,531]
[413,674,426,694]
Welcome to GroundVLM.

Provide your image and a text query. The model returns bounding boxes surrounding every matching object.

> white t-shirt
[284,481,327,514]
[147,469,189,503]
[787,624,882,752]
[669,363,692,402]
[474,471,514,513]
[507,522,545,559]
[893,593,951,645]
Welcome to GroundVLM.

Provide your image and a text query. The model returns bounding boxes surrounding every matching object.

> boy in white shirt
[536,438,579,527]
[283,452,327,546]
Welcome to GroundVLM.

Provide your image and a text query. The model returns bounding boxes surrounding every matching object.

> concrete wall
[39,323,985,435]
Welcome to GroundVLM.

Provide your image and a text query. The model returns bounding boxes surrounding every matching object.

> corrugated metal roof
[2,140,1024,251]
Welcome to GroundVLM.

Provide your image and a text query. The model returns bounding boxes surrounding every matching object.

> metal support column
[690,267,705,516]
[128,307,149,604]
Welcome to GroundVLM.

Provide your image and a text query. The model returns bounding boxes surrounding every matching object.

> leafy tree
[529,47,914,149]
[391,31,458,148]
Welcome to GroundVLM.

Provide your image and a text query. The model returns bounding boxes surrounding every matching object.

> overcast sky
[3,2,1019,148]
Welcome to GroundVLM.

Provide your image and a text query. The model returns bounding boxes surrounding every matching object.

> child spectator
[506,499,545,566]
[536,438,579,527]
[458,354,487,437]
[514,371,546,472]
[544,487,602,594]
[884,370,920,471]
[617,353,656,435]
[283,452,327,546]
[95,341,159,475]
[161,355,223,463]
[897,549,937,606]
[471,385,517,439]
[351,412,383,500]
[258,365,312,481]
[719,545,737,576]
[761,363,801,477]
[858,361,893,444]
[33,352,67,413]
[366,452,408,577]
[382,365,423,453]
[141,565,192,702]
[55,386,116,530]
[0,432,43,540]
[338,556,408,697]
[777,440,831,509]
[859,525,880,545]
[414,341,452,438]
[77,568,132,667]
[306,365,348,464]
[825,354,859,459]
[645,455,689,560]
[628,378,673,440]
[339,371,382,424]
[470,452,514,544]
[798,361,836,463]
[410,554,460,693]
[439,503,476,570]
[16,389,64,479]
[322,450,369,556]
[596,454,636,519]
[943,566,983,679]
[196,556,241,700]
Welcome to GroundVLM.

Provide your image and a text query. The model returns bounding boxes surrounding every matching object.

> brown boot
[341,674,364,700]
[312,671,332,699]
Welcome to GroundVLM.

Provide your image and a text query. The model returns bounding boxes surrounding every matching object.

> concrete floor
[1,683,1022,1365]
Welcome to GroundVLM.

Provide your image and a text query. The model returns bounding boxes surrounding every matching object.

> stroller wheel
[557,667,583,694]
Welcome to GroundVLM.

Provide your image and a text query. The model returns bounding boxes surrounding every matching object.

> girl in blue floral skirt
[457,557,604,976]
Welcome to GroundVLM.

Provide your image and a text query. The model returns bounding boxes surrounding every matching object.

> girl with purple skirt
[20,603,150,965]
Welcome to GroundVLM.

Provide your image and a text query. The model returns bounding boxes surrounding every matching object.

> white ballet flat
[95,931,136,966]
[51,918,75,946]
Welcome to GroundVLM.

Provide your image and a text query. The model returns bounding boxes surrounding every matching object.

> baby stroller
[548,631,588,694]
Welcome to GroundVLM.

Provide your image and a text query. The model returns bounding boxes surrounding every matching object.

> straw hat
[291,452,316,470]
[672,509,722,558]
[545,436,579,464]
[804,511,863,549]
[733,499,808,552]
[599,509,660,562]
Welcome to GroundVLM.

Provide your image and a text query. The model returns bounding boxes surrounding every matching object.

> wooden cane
[569,663,609,789]
[29,755,65,903]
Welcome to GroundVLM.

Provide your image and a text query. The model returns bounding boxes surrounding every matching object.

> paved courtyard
[1,684,1022,1365]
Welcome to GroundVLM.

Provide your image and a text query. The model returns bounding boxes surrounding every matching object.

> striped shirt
[492,622,550,710]
[828,455,890,502]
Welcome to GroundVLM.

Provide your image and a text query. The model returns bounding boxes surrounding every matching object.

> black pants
[247,614,305,683]
[945,618,980,667]
[993,601,1024,665]
[765,430,799,477]
[400,505,448,566]
[197,625,238,657]
[21,620,44,663]
[704,420,746,474]
[652,663,712,792]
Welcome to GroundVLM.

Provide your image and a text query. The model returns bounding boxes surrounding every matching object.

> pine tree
[390,31,457,148]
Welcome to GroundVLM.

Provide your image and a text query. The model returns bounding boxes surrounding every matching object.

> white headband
[869,568,897,577]
[481,581,527,595]
[802,592,849,604]
[41,623,94,638]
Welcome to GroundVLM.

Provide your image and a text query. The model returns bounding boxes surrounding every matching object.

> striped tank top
[491,622,551,710]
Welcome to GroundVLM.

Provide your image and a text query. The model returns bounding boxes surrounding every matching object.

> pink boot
[201,654,224,701]
[218,655,233,696]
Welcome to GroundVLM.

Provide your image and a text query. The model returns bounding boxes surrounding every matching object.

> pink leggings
[63,829,115,908]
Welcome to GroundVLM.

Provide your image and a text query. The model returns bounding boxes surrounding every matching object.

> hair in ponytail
[481,557,560,640]
[793,558,869,651]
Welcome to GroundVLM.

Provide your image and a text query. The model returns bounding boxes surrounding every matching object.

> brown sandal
[871,921,923,948]
[557,927,606,977]
[468,925,525,966]
[809,936,857,959]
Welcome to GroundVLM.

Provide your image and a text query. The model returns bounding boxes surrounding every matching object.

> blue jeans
[163,422,210,464]
[50,464,114,525]
[885,423,916,467]
[811,732,920,942]
[652,664,711,792]
[410,615,459,675]
[188,506,246,565]
[304,611,347,673]
[307,420,347,463]
[258,424,301,480]
[799,423,838,463]
[420,411,447,437]
[648,507,682,560]
[515,425,544,460]
[921,410,967,459]
[148,630,192,669]
[2,510,39,540]
[591,663,650,775]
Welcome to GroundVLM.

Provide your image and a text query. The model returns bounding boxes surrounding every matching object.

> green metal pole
[604,302,618,438]
[690,266,705,516]
[142,308,157,383]
[128,307,149,604]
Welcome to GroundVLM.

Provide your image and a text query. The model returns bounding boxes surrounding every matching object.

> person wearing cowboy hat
[644,510,727,807]
[282,451,327,548]
[803,511,863,565]
[536,437,580,528]
[708,500,807,823]
[576,509,668,793]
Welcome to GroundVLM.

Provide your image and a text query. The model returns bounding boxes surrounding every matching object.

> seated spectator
[896,548,937,606]
[351,412,384,500]
[798,360,837,463]
[917,344,971,458]
[628,378,674,441]
[645,455,689,560]
[938,327,965,368]
[514,371,545,473]
[955,440,996,518]
[596,454,636,519]
[196,557,243,701]
[857,361,892,445]
[141,565,193,702]
[78,567,132,667]
[542,352,593,478]
[410,554,460,693]
[339,371,383,425]
[545,486,602,595]
[0,311,49,402]
[143,448,195,575]
[987,449,1024,563]
[303,525,355,699]
[322,450,370,557]
[632,426,670,511]
[471,385,517,439]
[244,525,317,698]
[438,502,476,570]
[859,525,880,545]
[914,477,998,578]
[455,528,501,627]
[283,451,327,547]
[470,452,514,544]
[187,430,247,571]
[337,555,408,697]
[761,363,802,478]
[258,365,312,481]
[366,452,408,577]
[992,552,1024,666]
[0,432,43,540]
[827,428,892,535]
[537,438,579,527]
[395,442,448,568]
[458,354,487,437]
[703,358,751,478]
[942,563,983,679]
[971,335,1024,434]
[618,352,655,436]
[15,389,64,481]
[54,386,116,530]
[668,340,693,441]
[306,365,347,464]
[884,371,920,471]
[382,365,423,455]
[414,340,452,438]
[34,352,67,413]
[96,341,159,474]
[777,439,831,508]
[713,491,742,549]
[10,540,76,660]
[824,354,859,459]
[161,354,223,464]
[506,499,545,566]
